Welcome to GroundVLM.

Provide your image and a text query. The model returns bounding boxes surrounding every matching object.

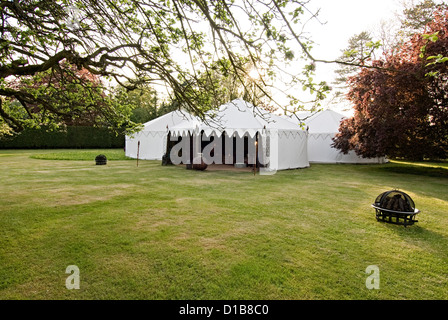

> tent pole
[137,140,140,167]
[254,135,258,176]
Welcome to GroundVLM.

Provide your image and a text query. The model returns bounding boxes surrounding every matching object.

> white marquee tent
[126,101,386,170]
[286,109,386,164]
[125,111,194,160]
[169,99,309,171]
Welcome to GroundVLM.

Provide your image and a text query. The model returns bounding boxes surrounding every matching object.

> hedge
[0,126,124,149]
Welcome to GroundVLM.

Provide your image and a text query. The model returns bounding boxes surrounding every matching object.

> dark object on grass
[95,154,107,165]
[162,153,172,166]
[192,155,207,171]
[372,190,420,227]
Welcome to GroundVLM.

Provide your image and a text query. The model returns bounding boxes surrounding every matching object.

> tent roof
[304,109,346,134]
[283,109,346,134]
[142,110,194,132]
[281,112,313,124]
[170,99,304,137]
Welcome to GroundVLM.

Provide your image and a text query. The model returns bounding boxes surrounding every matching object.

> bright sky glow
[291,0,403,114]
[308,0,402,61]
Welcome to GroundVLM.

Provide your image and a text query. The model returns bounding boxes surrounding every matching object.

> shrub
[0,126,124,149]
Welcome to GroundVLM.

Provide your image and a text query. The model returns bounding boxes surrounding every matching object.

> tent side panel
[125,132,167,160]
[276,130,310,170]
[307,133,386,164]
[125,134,140,159]
[307,134,337,163]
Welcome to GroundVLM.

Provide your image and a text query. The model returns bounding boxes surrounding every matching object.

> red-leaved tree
[5,60,129,131]
[333,7,448,160]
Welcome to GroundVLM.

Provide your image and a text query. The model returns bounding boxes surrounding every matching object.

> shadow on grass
[376,163,448,179]
[383,223,448,259]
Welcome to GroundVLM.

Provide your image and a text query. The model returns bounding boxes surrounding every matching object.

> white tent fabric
[126,101,385,169]
[306,110,344,134]
[276,130,309,170]
[170,99,301,138]
[169,99,309,171]
[125,111,194,160]
[286,109,386,164]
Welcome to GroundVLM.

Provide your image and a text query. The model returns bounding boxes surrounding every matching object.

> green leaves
[0,0,334,132]
[420,30,447,77]
[425,54,448,77]
[343,49,359,58]
[423,31,439,42]
[426,54,448,64]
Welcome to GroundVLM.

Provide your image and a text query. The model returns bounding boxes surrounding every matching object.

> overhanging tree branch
[1,0,377,134]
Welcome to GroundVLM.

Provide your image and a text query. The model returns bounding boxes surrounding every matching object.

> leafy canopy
[1,0,337,134]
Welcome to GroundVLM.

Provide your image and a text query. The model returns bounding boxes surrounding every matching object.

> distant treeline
[0,126,124,149]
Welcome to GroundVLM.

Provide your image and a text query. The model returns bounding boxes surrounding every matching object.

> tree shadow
[382,222,448,259]
[376,163,448,179]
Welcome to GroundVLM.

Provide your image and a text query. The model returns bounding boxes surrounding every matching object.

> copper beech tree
[5,60,123,130]
[333,7,448,160]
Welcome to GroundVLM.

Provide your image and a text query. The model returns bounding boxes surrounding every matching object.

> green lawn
[29,149,131,161]
[0,149,447,300]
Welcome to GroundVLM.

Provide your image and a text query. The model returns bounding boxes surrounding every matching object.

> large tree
[400,0,446,32]
[331,31,379,104]
[2,60,129,130]
[114,83,159,124]
[1,0,342,135]
[184,56,278,112]
[333,32,377,85]
[377,0,446,53]
[332,7,448,160]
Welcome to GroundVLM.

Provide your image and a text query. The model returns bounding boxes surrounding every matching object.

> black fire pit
[95,154,107,165]
[372,190,420,227]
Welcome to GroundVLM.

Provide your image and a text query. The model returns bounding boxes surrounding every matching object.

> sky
[292,0,404,114]
[307,0,402,62]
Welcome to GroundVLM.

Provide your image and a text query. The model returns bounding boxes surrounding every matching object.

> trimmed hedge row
[0,126,124,149]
